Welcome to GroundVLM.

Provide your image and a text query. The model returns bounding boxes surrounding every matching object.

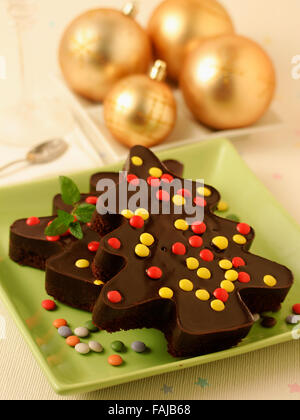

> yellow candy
[172,195,186,206]
[263,275,277,287]
[121,209,134,219]
[197,267,211,279]
[135,208,149,220]
[219,259,233,270]
[131,156,143,166]
[220,280,235,293]
[135,244,150,258]
[211,299,225,312]
[149,167,163,178]
[94,280,104,286]
[212,236,229,250]
[174,219,189,231]
[195,289,210,301]
[186,257,199,270]
[233,234,247,245]
[159,287,174,299]
[217,200,229,212]
[75,259,90,268]
[140,233,155,246]
[225,269,239,281]
[197,186,212,197]
[179,279,194,292]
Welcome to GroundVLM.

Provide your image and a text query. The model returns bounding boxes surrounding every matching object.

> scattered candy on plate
[41,299,56,311]
[53,319,68,328]
[286,314,300,325]
[131,341,146,353]
[108,354,123,366]
[66,336,81,347]
[111,340,125,353]
[89,341,104,353]
[74,327,89,338]
[75,343,90,355]
[58,326,73,338]
[292,303,300,315]
[84,320,99,332]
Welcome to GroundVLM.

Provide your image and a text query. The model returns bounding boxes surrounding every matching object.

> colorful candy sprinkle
[147,176,160,187]
[237,223,251,235]
[146,266,162,279]
[233,234,247,245]
[53,319,67,329]
[42,299,56,311]
[179,279,194,292]
[189,236,203,248]
[66,336,81,347]
[107,290,122,303]
[108,354,123,366]
[159,287,174,299]
[199,249,214,262]
[263,275,277,287]
[197,267,211,279]
[219,259,233,270]
[211,299,225,312]
[131,156,143,166]
[58,326,72,338]
[161,174,174,183]
[129,215,144,229]
[135,208,150,220]
[195,289,210,301]
[220,280,235,293]
[238,272,251,283]
[107,237,121,250]
[225,270,239,281]
[140,233,154,246]
[232,257,246,268]
[75,343,90,355]
[131,341,146,353]
[85,196,98,205]
[26,217,40,226]
[217,200,228,212]
[174,219,189,231]
[186,257,199,270]
[111,340,125,352]
[197,186,212,197]
[94,280,104,286]
[75,259,90,268]
[84,320,99,332]
[135,244,150,258]
[213,288,229,302]
[127,174,140,186]
[177,188,192,198]
[74,327,89,338]
[149,167,162,178]
[191,221,206,234]
[212,236,228,250]
[292,304,300,315]
[172,195,186,206]
[46,235,60,242]
[193,197,207,207]
[156,189,170,202]
[121,209,134,219]
[172,242,186,255]
[89,341,103,353]
[286,315,300,325]
[88,241,100,252]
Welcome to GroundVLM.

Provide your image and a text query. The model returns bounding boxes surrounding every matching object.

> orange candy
[108,354,123,366]
[53,319,68,329]
[66,336,81,347]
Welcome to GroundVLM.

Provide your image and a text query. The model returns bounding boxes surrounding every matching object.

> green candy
[84,320,99,332]
[111,340,125,352]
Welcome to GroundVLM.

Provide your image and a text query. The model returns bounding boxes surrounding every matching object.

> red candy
[199,249,214,262]
[237,223,251,235]
[61,229,71,237]
[172,242,186,255]
[189,235,203,248]
[129,215,144,229]
[232,257,246,268]
[156,189,170,202]
[191,221,206,235]
[177,188,192,198]
[107,238,121,250]
[146,266,162,279]
[238,272,251,283]
[161,174,174,183]
[213,288,229,303]
[88,241,100,252]
[127,174,139,186]
[42,299,56,311]
[107,291,122,303]
[292,304,300,315]
[26,217,40,226]
[85,196,98,205]
[46,235,60,242]
[193,197,207,207]
[147,176,160,187]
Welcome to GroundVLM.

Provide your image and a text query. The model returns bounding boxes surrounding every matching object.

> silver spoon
[0,138,69,172]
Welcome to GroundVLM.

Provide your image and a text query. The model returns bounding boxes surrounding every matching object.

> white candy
[75,343,90,355]
[89,341,104,353]
[74,327,89,338]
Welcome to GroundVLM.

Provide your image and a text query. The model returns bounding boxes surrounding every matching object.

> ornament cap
[122,2,137,18]
[150,60,168,82]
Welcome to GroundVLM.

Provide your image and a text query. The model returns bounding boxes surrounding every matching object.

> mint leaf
[69,222,83,240]
[45,217,69,236]
[57,209,75,226]
[74,203,96,223]
[59,176,81,206]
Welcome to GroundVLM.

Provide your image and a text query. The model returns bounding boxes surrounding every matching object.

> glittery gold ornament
[103,60,177,148]
[59,3,152,102]
[180,34,276,129]
[148,0,234,81]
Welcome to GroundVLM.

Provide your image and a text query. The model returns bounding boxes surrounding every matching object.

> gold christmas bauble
[180,34,276,129]
[148,0,234,81]
[103,61,177,148]
[59,4,152,102]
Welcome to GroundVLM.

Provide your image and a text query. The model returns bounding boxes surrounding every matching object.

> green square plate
[0,138,299,395]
